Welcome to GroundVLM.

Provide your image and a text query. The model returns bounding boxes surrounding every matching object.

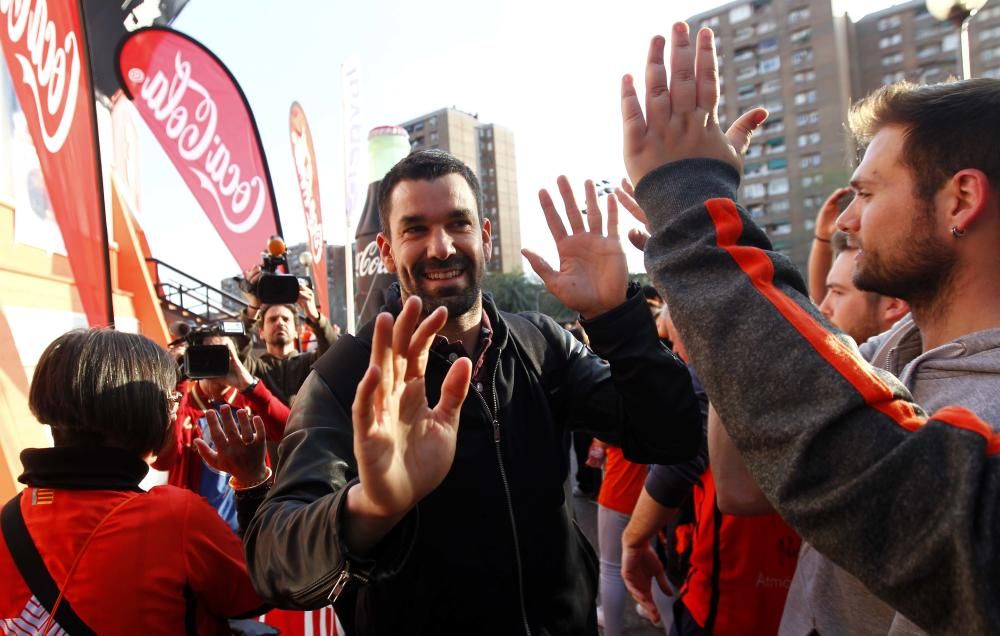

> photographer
[239,264,340,406]
[153,332,289,531]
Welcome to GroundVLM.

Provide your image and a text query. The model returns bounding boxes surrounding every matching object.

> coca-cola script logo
[356,240,388,277]
[1,0,81,153]
[291,128,324,264]
[132,52,266,234]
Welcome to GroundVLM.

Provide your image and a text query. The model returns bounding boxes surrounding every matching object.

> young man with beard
[620,24,1000,634]
[239,283,340,406]
[243,150,703,635]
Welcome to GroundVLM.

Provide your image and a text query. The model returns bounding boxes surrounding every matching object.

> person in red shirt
[154,334,288,531]
[0,328,263,635]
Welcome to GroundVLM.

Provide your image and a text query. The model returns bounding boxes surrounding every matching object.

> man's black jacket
[243,287,702,635]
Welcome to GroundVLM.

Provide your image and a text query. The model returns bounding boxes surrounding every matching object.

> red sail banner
[0,0,113,326]
[288,102,329,316]
[117,27,281,273]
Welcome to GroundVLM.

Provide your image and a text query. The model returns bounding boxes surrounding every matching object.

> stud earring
[951,225,966,238]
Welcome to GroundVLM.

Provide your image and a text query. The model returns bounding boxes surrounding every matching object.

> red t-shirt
[679,468,801,636]
[1,485,262,635]
[597,446,648,515]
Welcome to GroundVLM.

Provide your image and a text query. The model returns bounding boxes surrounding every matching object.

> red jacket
[680,468,801,635]
[1,446,262,635]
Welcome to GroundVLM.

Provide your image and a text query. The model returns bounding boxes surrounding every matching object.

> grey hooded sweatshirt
[637,158,1000,635]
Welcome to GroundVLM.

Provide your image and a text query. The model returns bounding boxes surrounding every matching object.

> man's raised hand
[349,296,472,527]
[621,24,768,189]
[522,177,628,320]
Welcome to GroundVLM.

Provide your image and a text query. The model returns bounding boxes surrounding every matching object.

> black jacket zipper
[471,352,533,636]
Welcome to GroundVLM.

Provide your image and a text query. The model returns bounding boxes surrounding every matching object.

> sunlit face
[837,125,956,304]
[377,174,492,319]
[819,250,884,344]
[260,305,295,347]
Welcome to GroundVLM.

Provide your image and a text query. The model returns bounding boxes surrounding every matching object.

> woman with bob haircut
[0,328,264,635]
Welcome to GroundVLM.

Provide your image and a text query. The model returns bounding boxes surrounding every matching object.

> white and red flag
[0,0,113,326]
[288,101,329,316]
[117,27,282,273]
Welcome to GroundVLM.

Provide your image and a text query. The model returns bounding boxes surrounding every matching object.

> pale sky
[134,0,911,287]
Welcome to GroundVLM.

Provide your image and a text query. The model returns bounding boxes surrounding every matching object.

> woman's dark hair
[29,329,177,456]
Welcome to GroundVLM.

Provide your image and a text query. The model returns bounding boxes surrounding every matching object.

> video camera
[171,321,247,380]
[237,237,301,305]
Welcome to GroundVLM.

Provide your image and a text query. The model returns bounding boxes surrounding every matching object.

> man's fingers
[644,35,670,128]
[669,23,697,115]
[621,74,647,153]
[556,176,585,234]
[538,188,568,243]
[724,107,769,156]
[694,27,719,114]
[193,439,219,466]
[205,409,228,450]
[584,180,602,234]
[628,228,649,253]
[392,296,422,382]
[620,178,636,198]
[251,415,266,445]
[521,249,557,286]
[615,186,647,225]
[370,312,395,404]
[235,407,255,444]
[435,357,472,423]
[218,405,242,447]
[352,365,382,437]
[406,306,448,382]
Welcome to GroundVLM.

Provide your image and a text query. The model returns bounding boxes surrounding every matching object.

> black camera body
[237,239,301,305]
[175,321,246,380]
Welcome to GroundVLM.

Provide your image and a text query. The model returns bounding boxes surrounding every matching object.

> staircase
[145,258,247,328]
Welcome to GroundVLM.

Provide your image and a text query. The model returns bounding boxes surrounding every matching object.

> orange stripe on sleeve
[703,197,1000,454]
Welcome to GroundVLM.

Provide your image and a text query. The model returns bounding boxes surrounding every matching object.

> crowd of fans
[3,20,1000,636]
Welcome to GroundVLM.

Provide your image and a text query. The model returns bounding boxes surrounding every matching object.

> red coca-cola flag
[1,0,113,326]
[288,102,329,316]
[117,27,282,273]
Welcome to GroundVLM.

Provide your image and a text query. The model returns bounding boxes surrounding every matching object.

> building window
[757,20,776,34]
[735,26,754,40]
[737,65,758,80]
[759,56,781,74]
[737,84,757,100]
[982,45,1000,62]
[745,162,765,177]
[788,7,810,23]
[792,48,814,66]
[743,182,766,199]
[790,28,811,44]
[794,89,817,105]
[918,43,941,58]
[793,69,815,84]
[748,204,765,219]
[881,52,904,66]
[984,67,1000,78]
[942,33,959,51]
[768,222,792,236]
[765,136,786,154]
[763,117,784,133]
[767,157,787,171]
[883,70,907,83]
[799,152,822,168]
[762,98,784,113]
[797,131,821,147]
[879,33,903,48]
[428,116,437,130]
[758,37,779,53]
[767,177,790,196]
[730,4,752,22]
[430,132,439,144]
[769,199,790,214]
[746,144,763,158]
[412,121,424,132]
[801,173,824,188]
[760,79,782,95]
[981,26,1000,42]
[703,14,721,28]
[734,46,756,63]
[796,110,819,126]
[877,15,902,31]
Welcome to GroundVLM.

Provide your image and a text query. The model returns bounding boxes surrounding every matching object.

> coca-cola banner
[117,27,282,273]
[288,102,329,316]
[0,0,114,326]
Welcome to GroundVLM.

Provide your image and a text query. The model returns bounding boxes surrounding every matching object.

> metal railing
[146,258,247,323]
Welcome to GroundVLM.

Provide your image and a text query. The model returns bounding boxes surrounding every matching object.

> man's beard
[406,254,484,318]
[266,331,292,347]
[853,202,957,310]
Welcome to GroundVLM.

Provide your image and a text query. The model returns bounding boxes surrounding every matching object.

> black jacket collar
[19,446,148,492]
[380,283,511,350]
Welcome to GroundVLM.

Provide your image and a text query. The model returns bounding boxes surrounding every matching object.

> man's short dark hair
[377,149,483,236]
[29,329,177,456]
[848,78,1000,204]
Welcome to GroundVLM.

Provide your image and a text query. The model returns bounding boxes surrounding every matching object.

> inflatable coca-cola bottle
[353,126,411,325]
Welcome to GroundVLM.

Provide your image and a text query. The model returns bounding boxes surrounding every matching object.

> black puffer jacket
[243,286,702,635]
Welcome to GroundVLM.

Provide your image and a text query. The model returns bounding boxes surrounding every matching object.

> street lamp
[926,0,990,79]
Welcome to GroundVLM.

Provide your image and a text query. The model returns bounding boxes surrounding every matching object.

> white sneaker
[636,602,662,627]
